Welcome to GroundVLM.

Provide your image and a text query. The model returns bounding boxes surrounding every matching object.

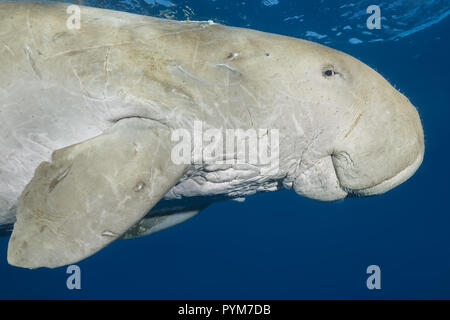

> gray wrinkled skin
[0,2,424,268]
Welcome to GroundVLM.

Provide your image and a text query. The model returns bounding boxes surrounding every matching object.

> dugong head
[284,41,424,200]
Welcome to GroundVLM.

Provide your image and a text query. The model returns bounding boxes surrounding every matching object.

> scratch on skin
[191,37,199,69]
[246,107,254,127]
[344,113,363,138]
[102,230,119,237]
[103,47,111,98]
[43,22,213,61]
[239,84,261,127]
[23,45,42,79]
[298,130,322,171]
[43,43,133,60]
[26,6,38,51]
[216,63,240,74]
[72,68,86,94]
[154,25,211,40]
[72,67,100,100]
[176,65,207,83]
[2,42,15,56]
[49,167,71,192]
[292,115,305,136]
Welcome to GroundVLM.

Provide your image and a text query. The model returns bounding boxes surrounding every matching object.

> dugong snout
[332,83,424,197]
[286,43,424,201]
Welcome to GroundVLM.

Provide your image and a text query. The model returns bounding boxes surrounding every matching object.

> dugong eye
[322,65,342,79]
[323,67,336,77]
[324,69,335,77]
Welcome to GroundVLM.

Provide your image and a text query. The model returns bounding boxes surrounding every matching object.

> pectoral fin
[7,119,187,269]
[121,207,205,240]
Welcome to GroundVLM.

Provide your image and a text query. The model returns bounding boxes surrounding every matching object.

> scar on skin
[216,63,239,74]
[24,45,42,79]
[2,42,15,56]
[103,47,111,97]
[344,113,363,138]
[246,107,254,127]
[49,167,71,192]
[102,230,119,237]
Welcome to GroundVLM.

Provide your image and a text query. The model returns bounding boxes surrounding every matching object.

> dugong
[0,2,424,269]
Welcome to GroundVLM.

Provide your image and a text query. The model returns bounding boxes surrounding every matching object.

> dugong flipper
[121,207,205,239]
[8,119,187,268]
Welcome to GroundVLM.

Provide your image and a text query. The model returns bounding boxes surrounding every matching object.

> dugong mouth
[290,148,423,202]
[334,150,424,197]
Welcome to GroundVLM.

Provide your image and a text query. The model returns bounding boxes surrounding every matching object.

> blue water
[0,0,449,299]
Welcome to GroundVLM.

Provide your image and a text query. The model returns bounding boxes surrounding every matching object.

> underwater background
[0,0,449,299]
